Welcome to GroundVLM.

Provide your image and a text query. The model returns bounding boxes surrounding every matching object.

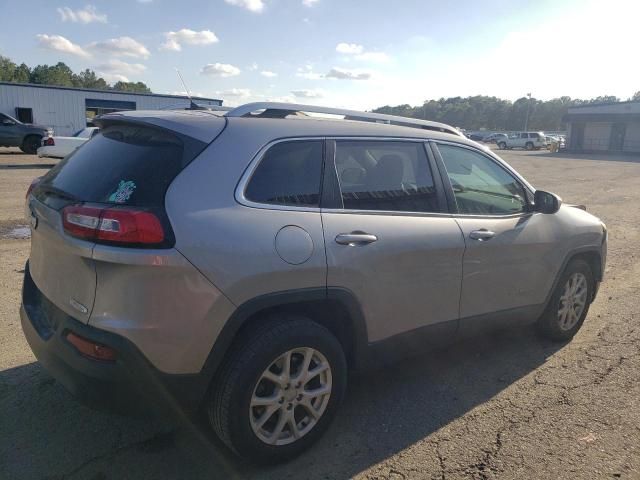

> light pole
[523,92,532,131]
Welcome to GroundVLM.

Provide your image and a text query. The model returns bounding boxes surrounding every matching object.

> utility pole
[523,92,532,131]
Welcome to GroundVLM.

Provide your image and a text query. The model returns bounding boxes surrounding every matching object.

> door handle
[335,232,378,246]
[469,229,496,241]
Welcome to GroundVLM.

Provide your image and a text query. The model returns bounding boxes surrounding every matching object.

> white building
[563,101,640,153]
[0,82,222,136]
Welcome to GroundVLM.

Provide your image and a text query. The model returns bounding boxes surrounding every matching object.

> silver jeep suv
[21,103,607,463]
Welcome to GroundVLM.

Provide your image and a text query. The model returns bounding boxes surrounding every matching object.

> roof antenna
[175,68,204,110]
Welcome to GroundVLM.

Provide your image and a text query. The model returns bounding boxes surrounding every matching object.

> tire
[498,142,507,150]
[525,142,534,150]
[208,314,347,464]
[21,136,42,155]
[536,259,594,341]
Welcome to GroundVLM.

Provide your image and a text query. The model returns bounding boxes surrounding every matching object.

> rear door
[433,141,560,319]
[321,139,465,344]
[0,113,20,146]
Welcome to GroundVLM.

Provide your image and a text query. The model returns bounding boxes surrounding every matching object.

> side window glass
[245,140,323,207]
[334,141,439,213]
[438,144,527,215]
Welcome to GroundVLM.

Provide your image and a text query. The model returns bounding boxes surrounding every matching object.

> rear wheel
[498,142,507,150]
[208,315,347,463]
[21,135,42,155]
[525,141,534,150]
[537,259,594,341]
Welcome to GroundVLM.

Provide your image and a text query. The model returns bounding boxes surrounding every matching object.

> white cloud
[218,88,252,97]
[36,34,90,58]
[302,0,319,6]
[260,70,277,78]
[291,89,323,98]
[57,5,107,24]
[224,0,264,12]
[201,63,241,77]
[326,67,371,80]
[296,64,323,80]
[336,43,363,55]
[100,73,130,83]
[88,36,150,59]
[248,62,258,71]
[95,59,146,77]
[355,51,390,63]
[160,29,218,52]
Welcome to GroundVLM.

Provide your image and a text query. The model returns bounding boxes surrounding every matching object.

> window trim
[322,137,449,217]
[431,140,535,218]
[235,136,326,212]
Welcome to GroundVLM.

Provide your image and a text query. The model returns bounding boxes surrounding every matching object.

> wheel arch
[201,288,369,383]
[545,247,603,308]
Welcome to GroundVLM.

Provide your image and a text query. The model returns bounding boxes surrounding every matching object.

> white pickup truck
[37,127,99,159]
[497,131,547,150]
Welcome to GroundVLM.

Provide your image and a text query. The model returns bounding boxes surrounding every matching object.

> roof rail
[225,102,463,136]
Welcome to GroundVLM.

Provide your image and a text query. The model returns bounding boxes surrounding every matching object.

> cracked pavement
[1,148,639,479]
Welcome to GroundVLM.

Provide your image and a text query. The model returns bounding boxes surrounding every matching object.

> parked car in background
[0,112,53,154]
[498,131,547,150]
[37,127,100,159]
[21,103,606,464]
[546,135,566,149]
[466,132,486,142]
[483,133,508,144]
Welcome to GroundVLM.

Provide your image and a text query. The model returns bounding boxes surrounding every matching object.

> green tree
[13,63,31,83]
[112,81,151,93]
[0,55,18,81]
[29,62,76,87]
[73,69,109,89]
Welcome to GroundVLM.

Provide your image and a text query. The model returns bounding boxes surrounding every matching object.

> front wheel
[207,315,347,464]
[537,259,594,341]
[498,142,507,150]
[525,141,534,150]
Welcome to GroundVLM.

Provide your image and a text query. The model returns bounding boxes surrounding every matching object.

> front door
[434,142,561,319]
[321,139,465,344]
[0,113,19,146]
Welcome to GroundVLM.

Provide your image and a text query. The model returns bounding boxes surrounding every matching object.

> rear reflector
[63,204,165,246]
[66,332,117,362]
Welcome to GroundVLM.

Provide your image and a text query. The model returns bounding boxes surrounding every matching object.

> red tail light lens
[63,205,165,246]
[44,137,55,146]
[26,177,42,198]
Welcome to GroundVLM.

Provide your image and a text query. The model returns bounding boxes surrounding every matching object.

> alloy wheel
[557,272,588,330]
[249,347,332,446]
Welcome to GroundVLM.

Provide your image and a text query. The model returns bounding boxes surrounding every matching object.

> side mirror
[534,190,562,214]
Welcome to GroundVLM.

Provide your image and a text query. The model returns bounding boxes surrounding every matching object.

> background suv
[0,112,52,154]
[498,131,547,150]
[21,103,606,463]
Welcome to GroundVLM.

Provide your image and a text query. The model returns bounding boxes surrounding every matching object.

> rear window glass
[245,140,323,207]
[39,124,200,207]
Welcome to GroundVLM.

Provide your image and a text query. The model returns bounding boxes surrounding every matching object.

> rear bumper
[20,262,209,417]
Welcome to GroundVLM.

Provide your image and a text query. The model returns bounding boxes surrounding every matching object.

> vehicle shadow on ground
[0,324,564,480]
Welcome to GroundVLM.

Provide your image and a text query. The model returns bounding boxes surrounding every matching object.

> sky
[1,0,639,110]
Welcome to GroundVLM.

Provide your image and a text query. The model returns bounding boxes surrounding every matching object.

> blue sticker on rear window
[108,180,136,203]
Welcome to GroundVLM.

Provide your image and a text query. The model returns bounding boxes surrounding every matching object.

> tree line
[0,55,151,93]
[374,93,640,132]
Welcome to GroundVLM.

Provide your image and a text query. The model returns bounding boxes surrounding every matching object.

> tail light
[44,137,55,146]
[26,177,42,198]
[63,204,166,247]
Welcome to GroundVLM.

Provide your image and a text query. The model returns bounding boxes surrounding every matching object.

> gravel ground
[0,147,639,480]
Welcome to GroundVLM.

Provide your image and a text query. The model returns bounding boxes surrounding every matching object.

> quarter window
[245,140,323,207]
[438,144,527,215]
[334,141,439,213]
